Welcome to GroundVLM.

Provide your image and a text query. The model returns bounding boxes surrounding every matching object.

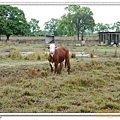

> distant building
[45,35,55,44]
[98,32,120,45]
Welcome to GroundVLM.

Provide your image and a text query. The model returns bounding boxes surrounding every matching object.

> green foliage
[43,5,95,37]
[112,21,120,32]
[57,5,81,36]
[94,23,111,32]
[71,6,95,40]
[57,13,75,36]
[44,18,59,35]
[56,5,95,38]
[94,22,120,33]
[64,5,80,14]
[0,5,30,40]
[29,18,41,36]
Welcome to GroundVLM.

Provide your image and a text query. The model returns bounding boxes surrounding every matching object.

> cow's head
[49,44,56,57]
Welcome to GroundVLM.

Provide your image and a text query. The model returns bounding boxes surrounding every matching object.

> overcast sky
[16,4,120,30]
[1,0,120,30]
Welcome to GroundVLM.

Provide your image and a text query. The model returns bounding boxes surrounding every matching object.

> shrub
[90,50,94,58]
[8,50,22,60]
[71,53,76,58]
[44,53,48,59]
[40,71,48,77]
[36,54,41,60]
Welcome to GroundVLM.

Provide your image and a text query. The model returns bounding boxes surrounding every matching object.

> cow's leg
[59,62,63,74]
[54,63,58,74]
[50,64,53,72]
[49,62,54,72]
[66,58,70,74]
[65,60,67,68]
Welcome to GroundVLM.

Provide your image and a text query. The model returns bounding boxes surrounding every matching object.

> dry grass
[89,50,94,58]
[0,58,120,113]
[1,36,98,41]
[0,38,120,113]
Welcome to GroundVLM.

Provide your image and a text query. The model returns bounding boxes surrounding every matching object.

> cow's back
[54,47,69,63]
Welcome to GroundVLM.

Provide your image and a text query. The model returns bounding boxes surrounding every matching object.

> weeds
[0,41,120,113]
[8,50,22,60]
[90,50,94,58]
[0,58,120,113]
[114,48,118,57]
[70,53,76,58]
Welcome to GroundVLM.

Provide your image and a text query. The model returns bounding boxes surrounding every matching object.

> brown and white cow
[48,44,70,74]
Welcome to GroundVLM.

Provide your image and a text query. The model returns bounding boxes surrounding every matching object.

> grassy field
[0,38,120,113]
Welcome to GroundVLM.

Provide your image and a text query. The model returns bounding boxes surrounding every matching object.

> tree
[0,5,30,40]
[57,14,71,36]
[44,18,59,36]
[29,18,40,36]
[57,5,80,36]
[94,23,111,33]
[71,6,95,41]
[112,21,120,32]
[57,13,75,36]
[65,5,80,14]
[58,5,95,40]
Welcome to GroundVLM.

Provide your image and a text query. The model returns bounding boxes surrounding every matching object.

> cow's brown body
[48,46,70,74]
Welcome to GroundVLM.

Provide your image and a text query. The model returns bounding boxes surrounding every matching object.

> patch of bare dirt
[0,61,48,67]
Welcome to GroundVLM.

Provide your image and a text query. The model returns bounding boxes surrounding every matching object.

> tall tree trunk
[0,34,1,41]
[81,32,83,41]
[81,27,84,41]
[77,23,79,41]
[77,31,79,41]
[6,35,10,41]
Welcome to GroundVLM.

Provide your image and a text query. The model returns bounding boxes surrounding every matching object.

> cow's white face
[49,44,56,57]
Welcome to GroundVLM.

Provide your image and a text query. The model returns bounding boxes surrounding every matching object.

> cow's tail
[66,54,70,74]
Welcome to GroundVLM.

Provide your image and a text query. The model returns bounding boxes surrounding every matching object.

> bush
[36,54,41,60]
[8,50,22,60]
[90,50,94,58]
[71,53,76,58]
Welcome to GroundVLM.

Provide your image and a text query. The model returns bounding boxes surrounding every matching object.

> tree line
[0,5,120,41]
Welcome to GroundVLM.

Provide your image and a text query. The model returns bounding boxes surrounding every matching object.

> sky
[15,3,120,30]
[1,0,120,30]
